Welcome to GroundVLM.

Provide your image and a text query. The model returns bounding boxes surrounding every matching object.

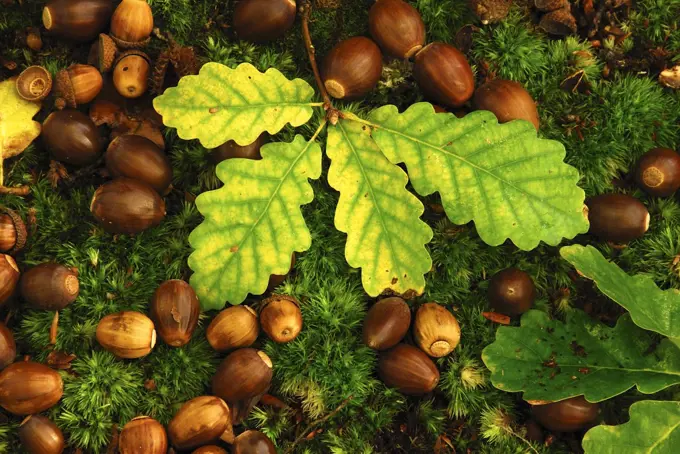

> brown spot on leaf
[230,245,239,253]
[209,107,219,114]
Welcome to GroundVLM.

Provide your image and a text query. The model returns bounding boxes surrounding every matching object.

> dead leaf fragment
[659,66,680,90]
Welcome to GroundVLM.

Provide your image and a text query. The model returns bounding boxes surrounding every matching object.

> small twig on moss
[0,185,30,196]
[283,395,353,454]
[300,1,334,111]
[49,311,59,345]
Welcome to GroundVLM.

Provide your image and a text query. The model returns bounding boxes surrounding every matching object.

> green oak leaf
[326,118,433,297]
[366,103,588,250]
[561,244,680,338]
[188,134,322,309]
[583,400,680,454]
[153,62,318,148]
[481,310,680,402]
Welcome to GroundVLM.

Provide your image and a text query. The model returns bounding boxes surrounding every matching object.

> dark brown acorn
[368,0,425,59]
[532,396,599,432]
[43,110,103,166]
[232,430,276,454]
[20,263,79,311]
[210,133,268,164]
[168,396,234,450]
[113,50,150,98]
[487,268,536,316]
[413,302,460,357]
[321,36,383,100]
[470,0,513,24]
[233,0,297,43]
[413,42,475,108]
[54,64,103,109]
[378,343,439,395]
[0,321,16,370]
[90,178,166,234]
[266,253,296,291]
[0,254,20,307]
[16,66,52,102]
[260,295,302,343]
[42,0,113,43]
[0,361,63,415]
[585,194,650,243]
[150,280,200,347]
[119,416,168,454]
[473,79,540,130]
[212,349,273,403]
[0,207,27,255]
[206,305,259,352]
[96,311,157,359]
[362,297,411,351]
[634,148,680,197]
[193,446,227,454]
[106,135,173,195]
[110,0,154,48]
[19,415,65,454]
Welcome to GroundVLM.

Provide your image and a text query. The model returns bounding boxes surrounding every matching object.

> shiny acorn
[96,311,156,359]
[212,349,273,403]
[42,110,104,166]
[19,415,65,454]
[0,207,27,254]
[487,268,536,316]
[20,263,79,311]
[322,36,383,100]
[110,0,154,48]
[233,0,297,43]
[232,430,277,454]
[113,50,150,98]
[206,305,259,352]
[635,148,680,197]
[0,254,20,307]
[369,0,425,58]
[54,64,103,109]
[0,361,63,415]
[106,135,173,195]
[585,194,650,243]
[42,0,113,42]
[168,395,234,450]
[16,66,52,101]
[260,295,302,343]
[211,133,268,164]
[362,296,411,351]
[532,396,599,432]
[0,321,16,370]
[413,302,460,357]
[119,416,168,454]
[378,343,439,395]
[90,178,166,234]
[193,447,227,454]
[473,79,540,130]
[266,253,296,292]
[150,280,200,347]
[413,42,475,108]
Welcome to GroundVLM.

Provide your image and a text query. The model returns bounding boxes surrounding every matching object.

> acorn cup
[15,66,52,102]
[634,148,680,197]
[90,178,166,234]
[54,64,103,109]
[487,268,536,316]
[0,254,20,307]
[110,0,154,49]
[168,395,234,449]
[531,396,600,432]
[96,311,157,359]
[369,0,425,59]
[321,36,383,100]
[42,0,114,43]
[232,430,277,454]
[413,42,475,108]
[113,50,151,98]
[93,33,118,73]
[105,135,173,195]
[0,207,27,255]
[585,193,650,243]
[150,280,200,347]
[0,361,63,415]
[0,321,16,370]
[20,263,79,311]
[260,295,302,343]
[413,302,460,357]
[362,296,411,351]
[378,343,439,395]
[42,110,104,166]
[233,0,297,43]
[206,305,260,352]
[212,349,273,403]
[119,416,168,454]
[473,79,540,131]
[19,415,65,454]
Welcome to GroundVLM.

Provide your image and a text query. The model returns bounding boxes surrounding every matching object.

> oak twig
[0,185,30,196]
[284,395,353,454]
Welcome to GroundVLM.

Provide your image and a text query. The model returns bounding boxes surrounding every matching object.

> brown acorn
[532,396,599,432]
[19,415,65,454]
[0,361,63,415]
[96,311,156,358]
[106,135,173,195]
[232,430,276,454]
[487,268,536,316]
[168,395,234,450]
[233,0,297,43]
[16,66,52,101]
[54,64,103,109]
[266,253,296,292]
[212,349,273,403]
[119,416,168,454]
[20,263,79,311]
[321,36,383,100]
[260,295,302,343]
[470,0,512,24]
[585,194,650,243]
[193,447,227,454]
[413,302,460,357]
[90,178,166,234]
[378,343,439,395]
[26,30,43,51]
[369,0,425,59]
[110,0,154,49]
[42,0,113,43]
[150,280,200,347]
[0,321,16,370]
[206,305,259,352]
[211,133,268,164]
[43,110,104,166]
[539,7,577,36]
[473,79,540,131]
[362,296,411,351]
[634,148,680,197]
[413,42,475,108]
[0,207,27,254]
[535,0,569,11]
[113,50,150,98]
[0,254,20,307]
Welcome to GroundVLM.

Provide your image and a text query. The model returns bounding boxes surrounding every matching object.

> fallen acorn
[0,254,20,307]
[206,305,259,352]
[113,50,150,98]
[54,64,103,109]
[110,0,154,48]
[150,280,200,347]
[260,295,302,343]
[0,361,63,415]
[168,395,234,449]
[232,430,277,454]
[487,268,536,316]
[233,0,297,43]
[0,207,27,255]
[368,0,425,59]
[585,193,650,243]
[532,396,599,432]
[413,42,475,108]
[105,135,173,195]
[19,414,65,454]
[42,0,113,42]
[119,416,168,454]
[321,36,383,100]
[90,178,166,234]
[378,343,439,395]
[634,148,680,197]
[42,109,104,166]
[473,79,540,130]
[413,302,460,357]
[212,349,273,403]
[0,321,16,370]
[96,311,156,359]
[362,296,411,351]
[20,262,79,311]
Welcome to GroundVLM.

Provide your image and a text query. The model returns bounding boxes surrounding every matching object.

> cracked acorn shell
[105,135,173,195]
[585,194,650,243]
[321,36,383,100]
[90,178,166,234]
[0,361,63,415]
[233,0,297,43]
[119,416,168,454]
[413,302,460,357]
[16,66,52,101]
[110,0,154,48]
[96,311,157,359]
[634,148,680,197]
[532,396,599,432]
[260,295,302,343]
[362,296,411,351]
[43,110,103,166]
[54,64,103,109]
[206,305,259,352]
[168,395,234,450]
[0,254,20,307]
[0,207,27,254]
[487,268,536,316]
[113,50,150,98]
[42,0,113,42]
[473,79,540,130]
[193,447,227,454]
[212,349,273,403]
[19,415,65,454]
[369,0,425,59]
[378,343,439,395]
[0,321,16,370]
[150,280,200,347]
[232,430,277,454]
[413,42,475,108]
[20,263,79,311]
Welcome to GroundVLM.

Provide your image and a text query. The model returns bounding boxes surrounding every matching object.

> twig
[283,395,353,454]
[49,311,59,345]
[300,1,332,110]
[0,185,30,196]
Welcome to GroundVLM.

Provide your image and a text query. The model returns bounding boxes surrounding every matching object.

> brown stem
[49,311,59,345]
[300,1,332,109]
[283,395,353,454]
[0,185,30,196]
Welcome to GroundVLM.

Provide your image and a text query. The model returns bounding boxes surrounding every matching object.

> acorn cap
[98,34,118,73]
[539,7,577,36]
[0,207,27,255]
[111,34,151,50]
[16,66,52,101]
[54,69,76,109]
[114,49,151,66]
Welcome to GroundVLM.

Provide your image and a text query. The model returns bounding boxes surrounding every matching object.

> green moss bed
[1,0,680,453]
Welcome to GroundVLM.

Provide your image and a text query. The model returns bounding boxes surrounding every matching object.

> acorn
[470,0,512,25]
[321,36,383,100]
[0,321,16,370]
[43,110,103,166]
[0,207,27,254]
[212,349,273,403]
[110,0,154,49]
[90,178,166,234]
[20,263,79,311]
[119,416,168,454]
[487,268,536,316]
[413,302,460,357]
[585,194,650,243]
[362,296,411,351]
[232,430,276,454]
[413,42,475,108]
[0,361,63,415]
[26,30,43,51]
[15,66,52,101]
[168,396,234,450]
[368,0,425,59]
[42,0,113,43]
[96,311,156,359]
[211,133,268,164]
[634,148,680,197]
[535,0,569,11]
[0,254,20,307]
[539,7,577,36]
[260,295,302,343]
[266,253,296,292]
[473,79,540,131]
[233,0,297,43]
[105,135,173,195]
[206,305,259,352]
[193,447,227,454]
[378,343,439,395]
[54,64,103,109]
[113,50,150,98]
[532,396,599,432]
[150,280,200,347]
[19,415,65,454]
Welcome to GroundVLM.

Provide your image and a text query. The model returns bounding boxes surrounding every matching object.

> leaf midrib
[646,420,680,453]
[160,102,324,110]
